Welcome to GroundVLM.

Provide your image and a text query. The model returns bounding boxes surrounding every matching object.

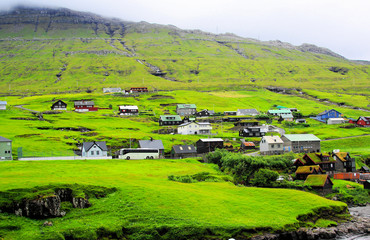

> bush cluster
[205,149,295,186]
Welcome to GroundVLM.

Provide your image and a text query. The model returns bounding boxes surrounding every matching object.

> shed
[196,138,224,154]
[240,141,256,150]
[327,118,346,125]
[159,115,182,126]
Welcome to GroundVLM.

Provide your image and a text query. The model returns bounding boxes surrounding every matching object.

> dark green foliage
[168,172,230,183]
[251,169,279,187]
[206,149,295,185]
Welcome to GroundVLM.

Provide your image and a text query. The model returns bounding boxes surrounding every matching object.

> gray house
[281,134,321,153]
[139,139,165,157]
[82,141,108,157]
[0,136,12,160]
[171,145,197,159]
[176,104,197,116]
[237,109,259,116]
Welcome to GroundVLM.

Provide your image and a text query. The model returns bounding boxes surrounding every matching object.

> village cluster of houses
[1,95,370,192]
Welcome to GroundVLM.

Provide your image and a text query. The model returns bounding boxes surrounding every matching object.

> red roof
[243,142,255,147]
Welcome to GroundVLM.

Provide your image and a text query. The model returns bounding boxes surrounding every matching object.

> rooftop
[139,139,164,150]
[296,165,321,174]
[160,115,182,121]
[172,145,197,154]
[304,174,332,187]
[0,136,11,142]
[198,138,223,142]
[283,134,321,142]
[82,141,107,152]
[177,104,196,109]
[261,136,283,144]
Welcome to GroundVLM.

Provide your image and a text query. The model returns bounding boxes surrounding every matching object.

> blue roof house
[316,109,342,122]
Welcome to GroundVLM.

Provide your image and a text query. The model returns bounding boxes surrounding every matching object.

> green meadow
[0,159,347,240]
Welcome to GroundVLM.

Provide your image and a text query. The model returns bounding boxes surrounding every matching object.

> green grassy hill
[0,159,347,240]
[0,7,369,96]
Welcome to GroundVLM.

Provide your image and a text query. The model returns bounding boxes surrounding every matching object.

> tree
[251,168,279,187]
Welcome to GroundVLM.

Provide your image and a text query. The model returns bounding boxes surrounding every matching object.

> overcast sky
[1,0,370,61]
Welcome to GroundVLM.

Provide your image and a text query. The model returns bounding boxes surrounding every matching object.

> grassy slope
[0,159,346,239]
[0,22,369,95]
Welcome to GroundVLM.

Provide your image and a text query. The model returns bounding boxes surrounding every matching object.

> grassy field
[0,159,347,240]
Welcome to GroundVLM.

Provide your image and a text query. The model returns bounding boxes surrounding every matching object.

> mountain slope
[0,6,369,94]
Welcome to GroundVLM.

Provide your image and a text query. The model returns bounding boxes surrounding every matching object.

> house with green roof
[303,153,336,174]
[304,174,333,194]
[159,115,182,126]
[295,165,323,180]
[267,109,292,117]
[176,104,197,116]
[281,134,321,153]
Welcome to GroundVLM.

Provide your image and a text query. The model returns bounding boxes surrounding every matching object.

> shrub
[251,169,279,187]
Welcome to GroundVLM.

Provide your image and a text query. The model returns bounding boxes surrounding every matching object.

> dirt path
[14,105,39,113]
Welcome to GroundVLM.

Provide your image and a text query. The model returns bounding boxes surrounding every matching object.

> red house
[130,87,148,93]
[352,117,370,127]
[74,100,98,112]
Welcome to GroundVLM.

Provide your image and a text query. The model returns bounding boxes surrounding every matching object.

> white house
[119,105,139,115]
[0,101,7,110]
[260,136,284,155]
[327,118,346,125]
[177,122,212,135]
[81,141,108,157]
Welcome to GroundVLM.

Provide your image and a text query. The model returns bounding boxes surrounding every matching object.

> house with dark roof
[196,138,224,154]
[332,151,356,172]
[281,134,321,153]
[51,100,67,111]
[139,139,165,157]
[315,109,342,122]
[304,174,333,194]
[159,115,182,126]
[295,165,323,180]
[359,165,370,173]
[236,109,259,116]
[196,109,214,117]
[239,126,267,137]
[176,104,197,116]
[82,141,108,157]
[0,101,7,110]
[0,136,12,160]
[171,145,197,159]
[302,153,336,174]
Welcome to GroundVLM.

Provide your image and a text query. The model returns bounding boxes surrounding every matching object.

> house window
[271,144,274,148]
[96,151,100,155]
[91,151,94,155]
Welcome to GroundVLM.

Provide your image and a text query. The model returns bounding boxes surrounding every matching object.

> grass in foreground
[0,159,346,239]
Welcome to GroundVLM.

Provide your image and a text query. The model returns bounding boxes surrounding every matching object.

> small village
[1,88,369,194]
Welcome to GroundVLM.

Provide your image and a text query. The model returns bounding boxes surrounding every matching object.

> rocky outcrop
[1,188,91,219]
[251,208,370,240]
